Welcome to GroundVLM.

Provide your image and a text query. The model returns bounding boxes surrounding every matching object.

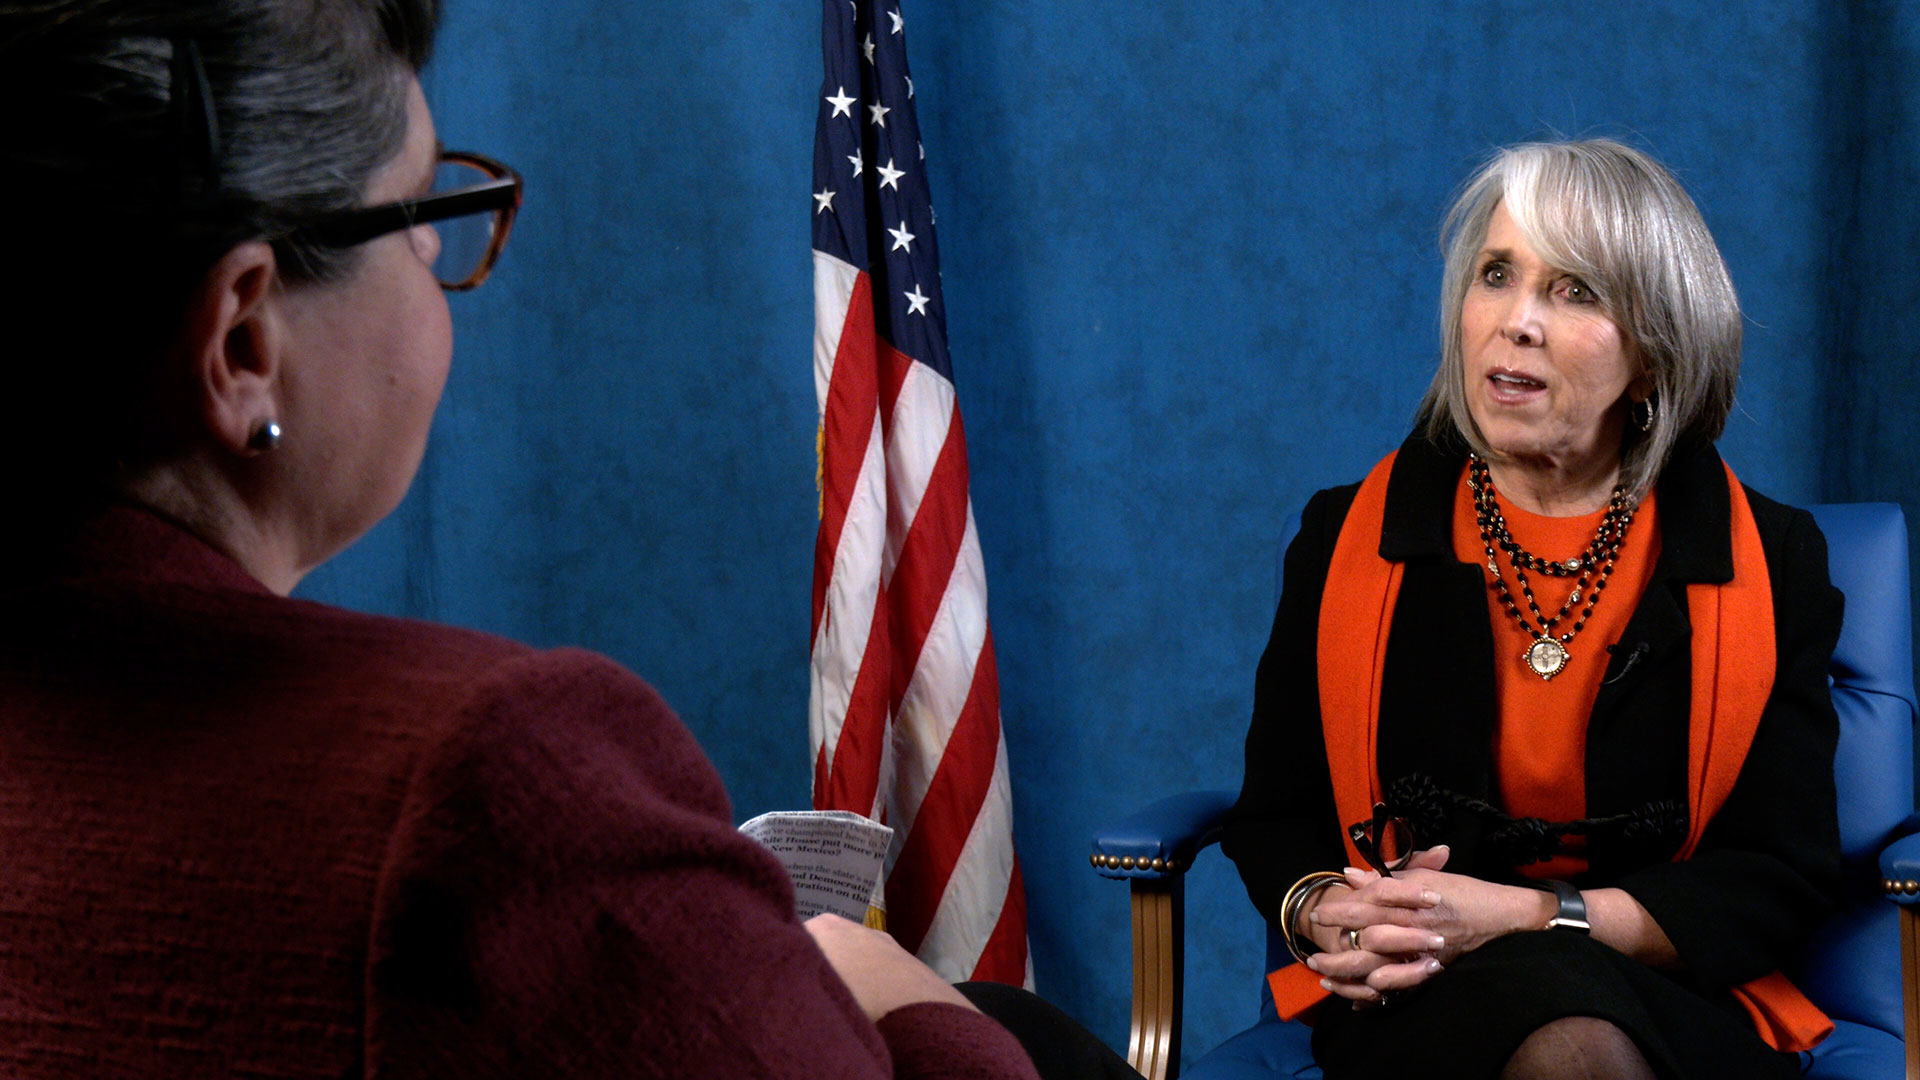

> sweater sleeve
[364,647,1037,1080]
[879,1004,1051,1080]
[1221,485,1361,926]
[1610,505,1845,990]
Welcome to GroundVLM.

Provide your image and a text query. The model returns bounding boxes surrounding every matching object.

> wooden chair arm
[1126,876,1184,1080]
[1091,790,1234,1080]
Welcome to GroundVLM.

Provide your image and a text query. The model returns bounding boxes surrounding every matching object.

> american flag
[808,0,1030,985]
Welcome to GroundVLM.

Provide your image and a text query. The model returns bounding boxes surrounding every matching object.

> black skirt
[1310,932,1801,1080]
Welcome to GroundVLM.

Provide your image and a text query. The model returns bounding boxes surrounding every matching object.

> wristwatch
[1529,878,1591,934]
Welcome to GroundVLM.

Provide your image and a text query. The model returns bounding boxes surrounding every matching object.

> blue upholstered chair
[1091,503,1918,1080]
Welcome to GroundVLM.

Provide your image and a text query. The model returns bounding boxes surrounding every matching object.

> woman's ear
[1628,372,1655,404]
[1627,349,1655,404]
[177,240,284,456]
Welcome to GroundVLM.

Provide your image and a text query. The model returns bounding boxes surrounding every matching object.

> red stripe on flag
[875,336,915,447]
[811,271,879,646]
[886,402,973,705]
[820,595,891,816]
[886,629,1003,953]
[970,856,1028,985]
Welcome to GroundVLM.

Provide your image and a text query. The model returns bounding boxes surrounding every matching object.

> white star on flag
[826,86,856,118]
[888,221,915,252]
[863,33,875,62]
[847,149,862,176]
[903,284,930,315]
[814,189,835,214]
[868,102,890,128]
[876,159,905,190]
[888,9,903,33]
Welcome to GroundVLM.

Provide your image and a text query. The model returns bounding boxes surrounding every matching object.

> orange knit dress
[1448,465,1661,881]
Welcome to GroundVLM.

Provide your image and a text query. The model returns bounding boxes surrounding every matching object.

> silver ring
[1347,927,1362,952]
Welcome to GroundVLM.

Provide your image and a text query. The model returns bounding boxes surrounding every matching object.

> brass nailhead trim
[1090,852,1184,873]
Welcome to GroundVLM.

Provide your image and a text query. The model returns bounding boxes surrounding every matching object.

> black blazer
[1222,434,1844,993]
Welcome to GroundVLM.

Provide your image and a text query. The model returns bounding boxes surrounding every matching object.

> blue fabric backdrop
[297,1,1920,1069]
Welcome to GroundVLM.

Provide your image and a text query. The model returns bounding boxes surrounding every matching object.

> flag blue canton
[812,0,952,381]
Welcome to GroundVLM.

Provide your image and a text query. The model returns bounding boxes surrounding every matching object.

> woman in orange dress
[1222,140,1841,1079]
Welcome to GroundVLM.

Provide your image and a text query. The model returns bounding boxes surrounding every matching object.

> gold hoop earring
[1632,397,1656,433]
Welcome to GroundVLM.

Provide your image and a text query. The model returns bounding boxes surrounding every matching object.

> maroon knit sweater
[0,507,1037,1079]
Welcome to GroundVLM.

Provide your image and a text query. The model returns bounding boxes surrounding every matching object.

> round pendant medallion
[1525,638,1569,680]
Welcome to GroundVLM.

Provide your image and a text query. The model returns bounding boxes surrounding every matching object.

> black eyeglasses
[287,150,522,291]
[1348,802,1416,878]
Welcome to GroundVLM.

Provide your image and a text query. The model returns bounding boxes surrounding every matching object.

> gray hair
[1415,139,1742,497]
[0,0,439,490]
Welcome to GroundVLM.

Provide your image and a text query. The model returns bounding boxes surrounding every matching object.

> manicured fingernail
[1320,979,1334,991]
[1305,955,1320,972]
[1308,911,1322,925]
[1343,867,1364,876]
[1421,890,1441,904]
[1426,959,1443,974]
[1428,935,1446,950]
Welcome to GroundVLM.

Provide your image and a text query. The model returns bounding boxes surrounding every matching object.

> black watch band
[1529,878,1591,934]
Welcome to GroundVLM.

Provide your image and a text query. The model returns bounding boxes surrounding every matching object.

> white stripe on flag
[809,409,888,768]
[868,702,896,823]
[914,731,1017,982]
[880,361,956,584]
[884,505,988,852]
[812,250,860,408]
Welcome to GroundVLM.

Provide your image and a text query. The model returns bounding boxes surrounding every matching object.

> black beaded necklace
[1467,455,1637,680]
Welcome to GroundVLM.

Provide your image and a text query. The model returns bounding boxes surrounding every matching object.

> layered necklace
[1467,455,1638,681]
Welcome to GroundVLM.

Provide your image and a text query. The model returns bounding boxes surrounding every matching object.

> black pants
[956,981,1143,1080]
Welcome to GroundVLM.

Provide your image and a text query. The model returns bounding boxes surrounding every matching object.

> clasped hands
[1301,845,1545,1008]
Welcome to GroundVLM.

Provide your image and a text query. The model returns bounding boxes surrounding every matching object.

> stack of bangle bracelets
[1280,870,1348,962]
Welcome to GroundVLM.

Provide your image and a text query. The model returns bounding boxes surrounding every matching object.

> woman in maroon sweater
[0,3,1099,1077]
